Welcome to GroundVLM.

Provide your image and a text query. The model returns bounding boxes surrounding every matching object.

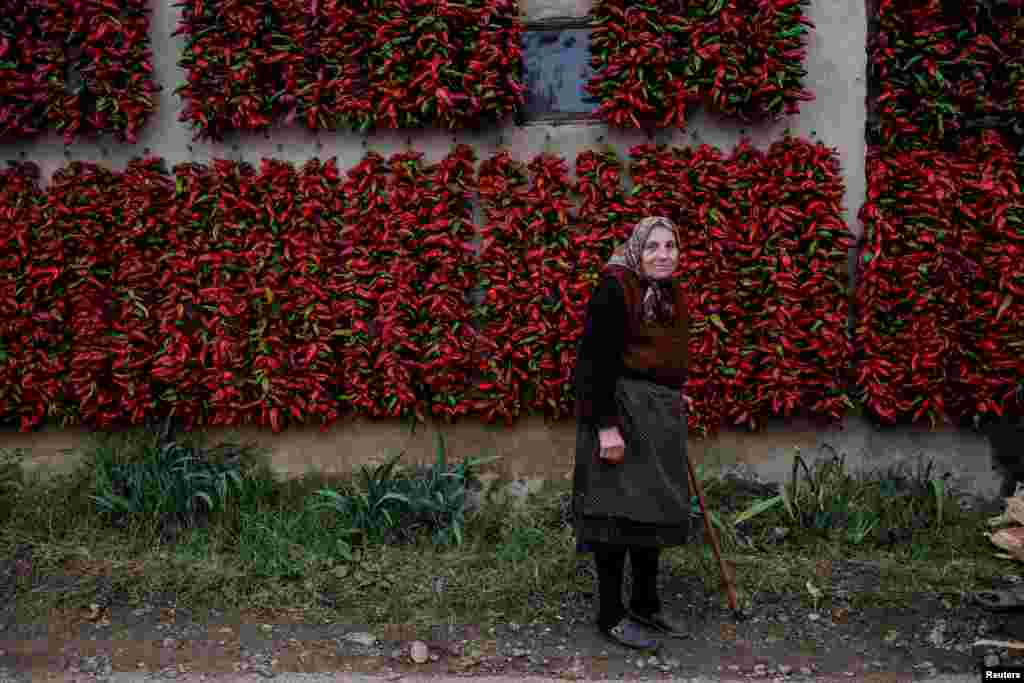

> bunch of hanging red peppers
[586,0,814,129]
[868,0,1024,150]
[174,0,525,141]
[0,0,158,143]
[859,0,1024,428]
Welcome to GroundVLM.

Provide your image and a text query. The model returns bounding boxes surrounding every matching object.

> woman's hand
[598,427,625,464]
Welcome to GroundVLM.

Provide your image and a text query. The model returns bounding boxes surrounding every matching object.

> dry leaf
[814,559,833,579]
[1007,495,1024,526]
[975,639,1024,650]
[990,527,1024,562]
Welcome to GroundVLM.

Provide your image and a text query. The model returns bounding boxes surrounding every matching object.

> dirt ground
[2,554,1022,682]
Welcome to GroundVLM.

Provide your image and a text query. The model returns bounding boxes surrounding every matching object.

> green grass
[0,433,1013,628]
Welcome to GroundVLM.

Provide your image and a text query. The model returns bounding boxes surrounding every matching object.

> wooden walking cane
[686,453,743,618]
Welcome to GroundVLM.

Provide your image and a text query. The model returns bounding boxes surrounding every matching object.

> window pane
[521,29,597,117]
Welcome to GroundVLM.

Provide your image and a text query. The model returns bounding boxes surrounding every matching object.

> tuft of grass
[87,431,262,533]
[0,448,27,523]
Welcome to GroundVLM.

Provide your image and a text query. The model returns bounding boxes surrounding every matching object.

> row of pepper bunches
[333,146,482,424]
[175,0,524,141]
[856,130,1024,428]
[3,141,852,434]
[475,152,586,425]
[0,0,157,143]
[586,0,814,130]
[868,0,1024,150]
[0,162,51,429]
[154,156,350,432]
[174,0,304,142]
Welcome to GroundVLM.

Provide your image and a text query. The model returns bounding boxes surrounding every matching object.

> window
[521,19,598,122]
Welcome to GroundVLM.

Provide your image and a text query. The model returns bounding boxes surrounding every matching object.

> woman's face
[641,226,679,279]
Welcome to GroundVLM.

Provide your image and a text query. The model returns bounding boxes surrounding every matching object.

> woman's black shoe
[630,609,689,638]
[600,617,660,650]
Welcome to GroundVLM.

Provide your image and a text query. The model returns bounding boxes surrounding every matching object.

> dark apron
[573,374,691,551]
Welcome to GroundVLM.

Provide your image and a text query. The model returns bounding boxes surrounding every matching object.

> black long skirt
[572,375,692,552]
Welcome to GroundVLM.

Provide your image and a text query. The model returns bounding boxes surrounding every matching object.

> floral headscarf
[604,216,681,324]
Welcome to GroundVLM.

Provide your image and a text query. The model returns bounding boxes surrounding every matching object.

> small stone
[410,640,429,664]
[636,659,645,669]
[728,664,741,672]
[343,632,377,647]
[429,653,439,662]
[254,664,276,678]
[808,613,820,622]
[778,664,792,675]
[648,655,658,665]
[843,672,855,677]
[986,653,1001,668]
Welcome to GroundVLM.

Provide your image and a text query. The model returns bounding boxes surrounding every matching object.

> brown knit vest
[605,266,689,389]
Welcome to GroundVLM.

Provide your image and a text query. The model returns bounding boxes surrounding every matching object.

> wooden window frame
[519,16,601,125]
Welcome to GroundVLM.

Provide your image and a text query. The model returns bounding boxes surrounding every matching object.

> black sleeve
[574,274,626,431]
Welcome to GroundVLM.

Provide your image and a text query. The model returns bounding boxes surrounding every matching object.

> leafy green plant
[876,456,952,531]
[732,495,785,527]
[396,433,499,546]
[310,434,499,547]
[930,478,946,528]
[846,508,880,545]
[310,452,412,544]
[89,439,252,530]
[781,446,863,533]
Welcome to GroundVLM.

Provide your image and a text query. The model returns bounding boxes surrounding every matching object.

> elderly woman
[573,216,691,650]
